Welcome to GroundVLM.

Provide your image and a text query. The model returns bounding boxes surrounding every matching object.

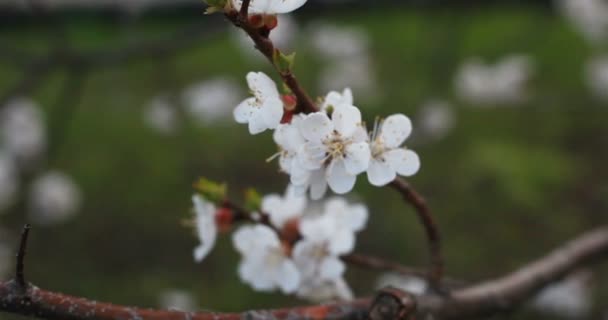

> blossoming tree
[1,1,608,320]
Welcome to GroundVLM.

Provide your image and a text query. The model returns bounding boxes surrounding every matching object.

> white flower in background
[28,171,82,226]
[375,273,427,295]
[192,195,218,262]
[558,0,608,43]
[234,15,298,60]
[0,98,46,166]
[233,224,300,293]
[0,152,18,212]
[455,55,533,105]
[532,270,592,319]
[416,100,455,142]
[231,0,308,14]
[318,56,377,101]
[262,184,306,229]
[183,78,241,124]
[367,114,420,186]
[143,96,178,134]
[310,23,369,60]
[234,72,284,134]
[158,289,197,312]
[586,56,608,100]
[296,106,370,195]
[293,198,367,301]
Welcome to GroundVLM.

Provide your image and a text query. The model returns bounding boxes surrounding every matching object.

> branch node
[15,224,32,289]
[369,287,417,320]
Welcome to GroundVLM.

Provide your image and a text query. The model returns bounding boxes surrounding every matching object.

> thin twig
[390,178,444,291]
[15,224,32,288]
[225,9,318,114]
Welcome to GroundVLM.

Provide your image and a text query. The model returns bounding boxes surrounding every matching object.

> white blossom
[318,56,377,101]
[586,56,608,100]
[0,152,18,212]
[455,55,533,105]
[273,114,306,175]
[234,72,284,134]
[233,224,300,293]
[231,0,307,14]
[320,88,353,112]
[143,95,179,134]
[375,273,427,295]
[416,100,455,142]
[183,78,241,124]
[158,289,197,312]
[192,195,218,262]
[367,114,420,187]
[0,98,46,166]
[558,0,608,43]
[293,198,367,301]
[309,23,369,60]
[532,270,592,319]
[296,105,370,196]
[262,184,307,229]
[28,171,81,226]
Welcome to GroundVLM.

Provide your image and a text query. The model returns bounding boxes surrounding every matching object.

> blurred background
[1,0,608,319]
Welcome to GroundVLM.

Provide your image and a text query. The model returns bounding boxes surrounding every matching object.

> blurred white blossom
[158,289,197,312]
[0,98,46,166]
[586,56,608,100]
[192,195,218,262]
[416,100,455,142]
[318,56,377,100]
[234,72,284,134]
[310,23,369,60]
[233,224,300,293]
[183,77,241,125]
[0,152,18,212]
[532,270,592,319]
[455,55,533,105]
[28,171,82,226]
[261,184,307,229]
[558,0,608,43]
[143,96,179,134]
[375,273,428,295]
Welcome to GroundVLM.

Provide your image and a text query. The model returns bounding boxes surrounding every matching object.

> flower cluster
[192,186,367,301]
[234,72,420,199]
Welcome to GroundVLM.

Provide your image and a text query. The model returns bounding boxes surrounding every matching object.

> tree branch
[390,178,444,291]
[1,226,607,319]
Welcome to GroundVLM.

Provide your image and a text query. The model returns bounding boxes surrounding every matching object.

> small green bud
[243,188,262,212]
[193,177,227,203]
[273,49,296,73]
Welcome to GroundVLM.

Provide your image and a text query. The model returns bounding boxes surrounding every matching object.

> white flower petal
[276,260,301,294]
[300,112,333,143]
[238,258,275,292]
[348,204,369,232]
[233,98,257,124]
[290,163,312,185]
[344,142,370,175]
[267,0,308,14]
[328,230,355,255]
[232,225,279,255]
[326,160,356,194]
[262,97,284,130]
[367,158,397,187]
[247,71,280,99]
[297,142,326,170]
[274,118,305,151]
[386,149,420,177]
[379,114,412,149]
[309,169,328,200]
[192,195,217,262]
[320,256,345,281]
[248,109,268,134]
[332,105,361,138]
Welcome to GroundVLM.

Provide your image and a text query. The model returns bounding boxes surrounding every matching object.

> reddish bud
[215,207,234,233]
[248,14,264,28]
[280,218,301,245]
[282,94,297,110]
[263,15,278,30]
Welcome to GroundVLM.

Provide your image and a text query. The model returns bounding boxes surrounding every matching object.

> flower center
[371,138,385,158]
[265,247,285,267]
[324,132,348,161]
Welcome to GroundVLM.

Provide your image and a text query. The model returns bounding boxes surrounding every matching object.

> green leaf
[243,188,262,212]
[193,177,227,203]
[273,49,296,73]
